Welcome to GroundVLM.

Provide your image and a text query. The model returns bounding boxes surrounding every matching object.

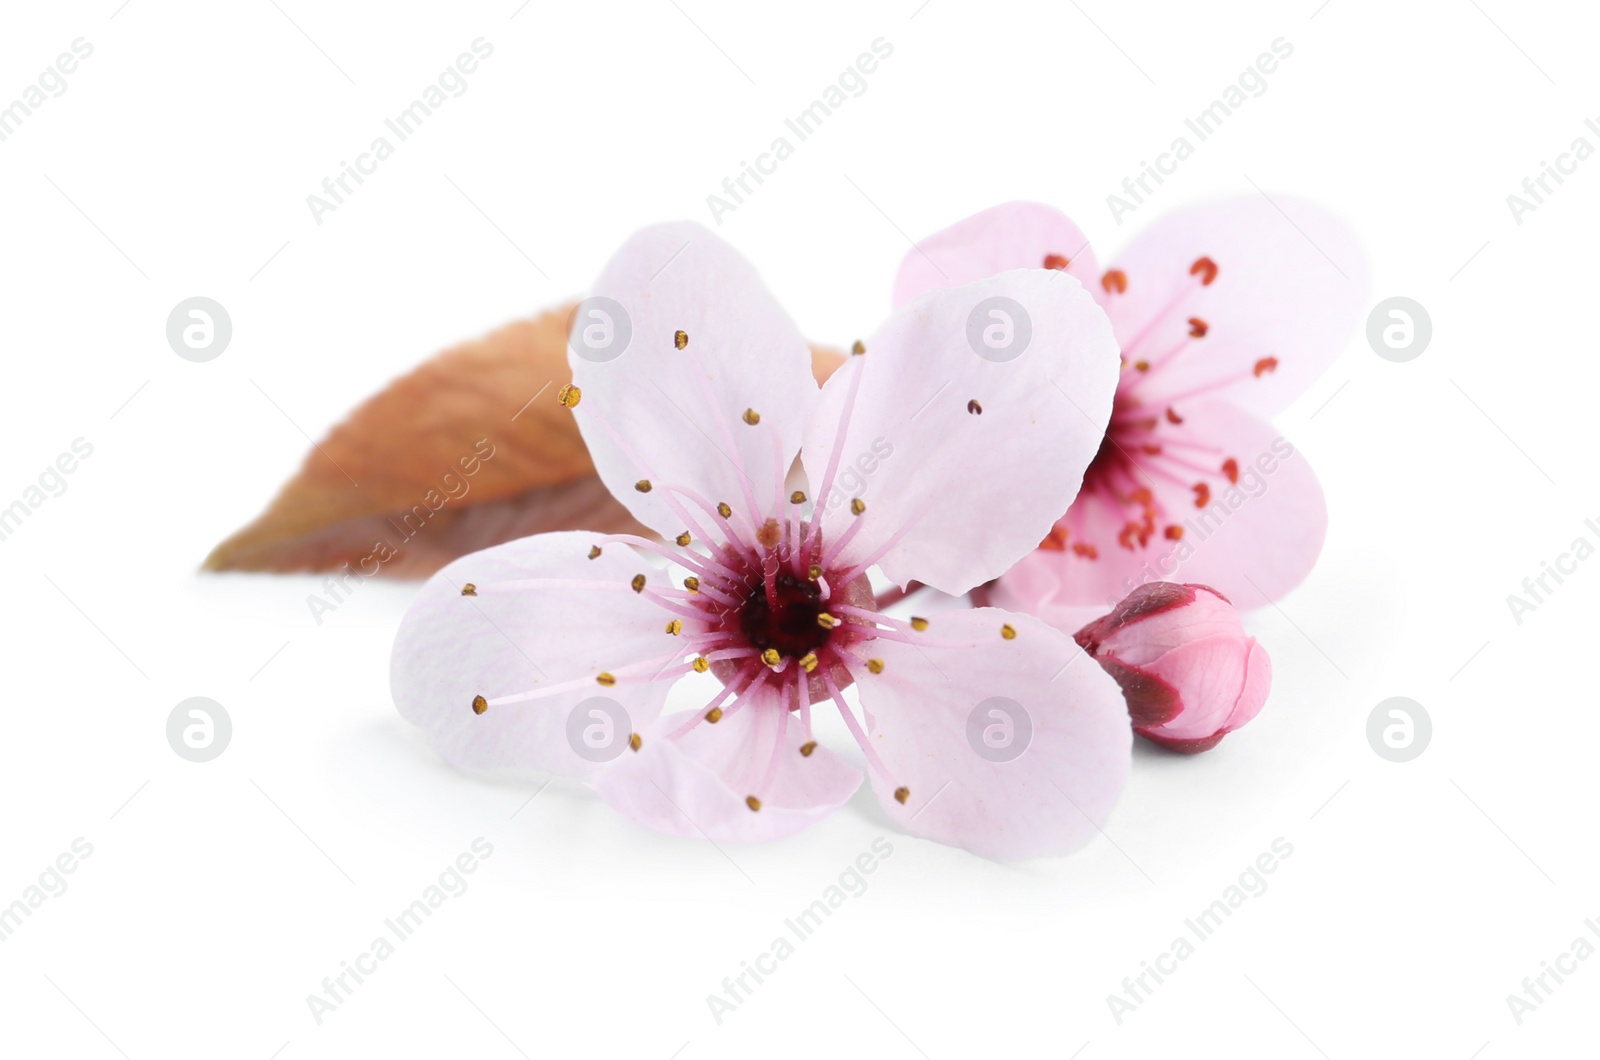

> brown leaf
[206,306,849,578]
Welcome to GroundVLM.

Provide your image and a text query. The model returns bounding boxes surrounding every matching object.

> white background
[1,0,1595,1056]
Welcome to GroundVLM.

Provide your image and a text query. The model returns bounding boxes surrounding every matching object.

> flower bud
[1073,582,1270,753]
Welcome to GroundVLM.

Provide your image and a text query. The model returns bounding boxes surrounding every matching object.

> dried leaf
[206,306,849,578]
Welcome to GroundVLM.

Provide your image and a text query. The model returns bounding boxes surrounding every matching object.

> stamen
[1187,317,1209,338]
[1165,407,1183,425]
[1190,256,1218,285]
[800,740,817,756]
[706,707,723,723]
[1164,525,1184,540]
[761,648,781,667]
[807,564,821,581]
[850,498,866,516]
[1043,253,1070,270]
[693,656,710,672]
[556,383,581,408]
[790,490,806,504]
[717,502,732,519]
[1193,483,1211,508]
[909,616,929,632]
[745,795,762,812]
[851,340,865,355]
[866,658,884,674]
[631,574,647,593]
[817,612,839,629]
[799,652,819,673]
[756,519,781,548]
[471,695,487,715]
[1101,269,1128,294]
[684,576,700,593]
[1253,357,1279,377]
[1000,623,1017,640]
[629,733,642,751]
[894,787,910,805]
[676,532,691,547]
[460,583,477,596]
[665,619,683,635]
[743,408,761,425]
[967,399,982,415]
[635,480,652,493]
[596,672,616,686]
[1222,457,1240,484]
[588,545,603,559]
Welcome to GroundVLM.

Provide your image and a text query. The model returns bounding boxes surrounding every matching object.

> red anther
[1101,269,1128,294]
[1165,407,1184,425]
[1187,317,1209,338]
[1253,357,1279,377]
[1164,525,1184,540]
[1193,482,1210,508]
[1190,256,1218,285]
[1043,253,1071,270]
[1221,457,1239,484]
[1072,542,1099,559]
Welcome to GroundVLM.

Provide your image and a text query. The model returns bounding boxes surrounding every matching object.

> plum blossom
[391,222,1133,858]
[1073,582,1270,753]
[893,198,1367,618]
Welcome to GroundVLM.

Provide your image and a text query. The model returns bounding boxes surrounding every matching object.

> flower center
[738,568,831,659]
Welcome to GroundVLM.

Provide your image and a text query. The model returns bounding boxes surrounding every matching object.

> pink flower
[391,222,1134,858]
[1073,582,1271,753]
[893,198,1367,617]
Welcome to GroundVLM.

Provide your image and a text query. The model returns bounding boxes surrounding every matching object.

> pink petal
[1138,634,1271,745]
[892,201,1101,309]
[997,398,1327,612]
[390,531,676,778]
[854,608,1130,860]
[1103,194,1368,418]
[802,269,1120,597]
[570,223,818,539]
[591,682,862,843]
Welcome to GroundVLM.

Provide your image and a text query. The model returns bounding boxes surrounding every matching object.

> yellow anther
[692,655,710,673]
[866,658,884,674]
[745,795,762,812]
[851,340,865,355]
[910,616,929,631]
[706,707,723,723]
[717,502,732,518]
[684,576,700,593]
[1000,623,1017,640]
[596,672,616,686]
[790,490,806,504]
[817,613,838,629]
[743,408,761,425]
[674,329,688,349]
[631,574,646,593]
[588,545,602,559]
[556,383,581,408]
[799,652,819,673]
[676,532,691,547]
[894,786,910,805]
[628,733,642,751]
[807,564,822,581]
[460,583,477,596]
[665,619,683,635]
[635,480,652,493]
[761,648,781,667]
[850,498,866,516]
[799,741,817,757]
[471,695,488,715]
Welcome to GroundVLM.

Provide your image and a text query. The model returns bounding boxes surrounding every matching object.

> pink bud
[1073,583,1271,753]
